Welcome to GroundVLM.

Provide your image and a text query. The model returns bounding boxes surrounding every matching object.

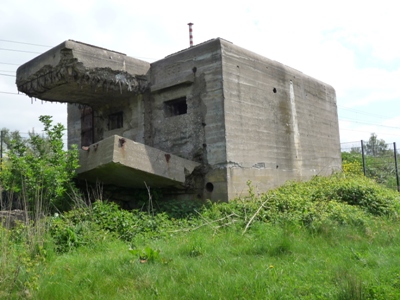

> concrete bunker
[16,38,341,203]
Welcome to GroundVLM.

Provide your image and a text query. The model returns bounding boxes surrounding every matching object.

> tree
[0,129,30,161]
[364,133,388,156]
[350,146,361,154]
[0,116,79,214]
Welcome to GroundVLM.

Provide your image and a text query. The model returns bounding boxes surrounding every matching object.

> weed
[336,270,363,300]
[129,246,160,263]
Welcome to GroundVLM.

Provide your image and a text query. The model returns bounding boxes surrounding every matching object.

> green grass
[2,174,400,299]
[31,220,400,300]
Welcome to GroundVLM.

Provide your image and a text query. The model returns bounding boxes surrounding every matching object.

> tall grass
[33,220,400,299]
[1,173,400,299]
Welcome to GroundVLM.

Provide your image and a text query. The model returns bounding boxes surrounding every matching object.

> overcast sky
[1,0,399,148]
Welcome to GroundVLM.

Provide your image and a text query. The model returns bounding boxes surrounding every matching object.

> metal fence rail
[341,141,400,192]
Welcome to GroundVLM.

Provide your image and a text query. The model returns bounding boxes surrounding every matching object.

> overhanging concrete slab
[77,135,200,188]
[16,40,150,106]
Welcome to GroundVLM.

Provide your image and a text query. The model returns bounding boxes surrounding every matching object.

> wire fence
[341,141,400,192]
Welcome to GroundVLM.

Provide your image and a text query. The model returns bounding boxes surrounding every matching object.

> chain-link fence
[341,141,400,192]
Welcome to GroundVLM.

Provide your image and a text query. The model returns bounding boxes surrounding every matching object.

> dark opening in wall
[108,111,123,130]
[81,106,93,146]
[205,182,214,192]
[164,97,187,117]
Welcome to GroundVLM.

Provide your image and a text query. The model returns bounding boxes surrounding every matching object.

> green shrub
[154,198,204,219]
[47,174,400,254]
[308,174,400,217]
[199,174,400,232]
[0,115,79,213]
[342,160,363,175]
[49,211,109,253]
[91,201,175,241]
[48,200,183,253]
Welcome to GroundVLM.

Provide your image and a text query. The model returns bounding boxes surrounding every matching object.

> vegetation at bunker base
[1,118,400,299]
[2,173,400,299]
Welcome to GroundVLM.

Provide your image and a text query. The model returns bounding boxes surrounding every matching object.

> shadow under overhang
[77,135,200,189]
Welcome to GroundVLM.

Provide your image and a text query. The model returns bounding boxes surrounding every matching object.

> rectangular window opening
[164,97,187,117]
[81,106,93,146]
[108,111,123,130]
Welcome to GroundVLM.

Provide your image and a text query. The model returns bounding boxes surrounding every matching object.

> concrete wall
[93,95,146,143]
[148,39,228,201]
[67,93,145,149]
[220,40,341,199]
[64,38,341,203]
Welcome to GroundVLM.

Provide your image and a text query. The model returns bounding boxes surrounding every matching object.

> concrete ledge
[78,135,200,188]
[16,40,150,106]
[150,73,194,92]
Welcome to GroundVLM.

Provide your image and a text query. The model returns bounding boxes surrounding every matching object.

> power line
[340,127,400,137]
[0,39,51,48]
[3,39,157,61]
[0,73,15,77]
[338,105,393,120]
[0,48,41,54]
[0,91,22,95]
[0,62,20,66]
[339,118,400,130]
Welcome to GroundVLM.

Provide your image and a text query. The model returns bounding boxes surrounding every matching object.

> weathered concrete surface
[148,39,228,201]
[67,92,146,150]
[147,38,341,201]
[78,135,200,188]
[16,38,341,202]
[219,39,341,199]
[16,40,150,107]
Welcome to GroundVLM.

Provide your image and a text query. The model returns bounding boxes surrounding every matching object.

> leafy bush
[200,174,400,232]
[91,201,176,241]
[0,116,79,213]
[342,160,363,175]
[49,212,108,253]
[48,200,183,253]
[308,174,400,217]
[154,198,204,219]
[47,174,400,254]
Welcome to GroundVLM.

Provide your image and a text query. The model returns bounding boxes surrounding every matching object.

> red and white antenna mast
[187,23,194,47]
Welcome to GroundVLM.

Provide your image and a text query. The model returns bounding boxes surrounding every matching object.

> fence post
[394,142,399,192]
[361,140,366,176]
[0,130,3,171]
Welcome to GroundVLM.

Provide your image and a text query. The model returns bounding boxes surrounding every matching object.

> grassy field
[34,221,400,300]
[2,174,400,299]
